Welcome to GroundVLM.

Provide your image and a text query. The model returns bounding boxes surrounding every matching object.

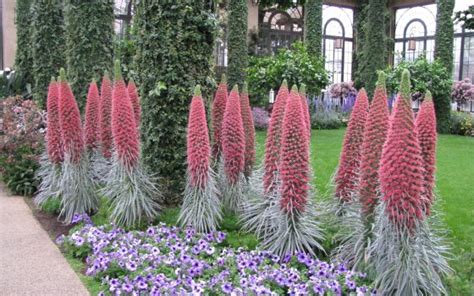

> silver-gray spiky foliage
[178,168,222,233]
[331,201,375,273]
[370,203,451,295]
[34,153,62,206]
[89,149,111,184]
[102,155,161,228]
[240,167,280,239]
[260,198,325,258]
[217,155,247,214]
[59,152,99,224]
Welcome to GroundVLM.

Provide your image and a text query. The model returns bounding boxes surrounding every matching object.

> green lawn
[256,129,474,295]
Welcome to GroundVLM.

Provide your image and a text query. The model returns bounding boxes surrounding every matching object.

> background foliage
[385,56,452,133]
[356,0,388,96]
[0,97,44,195]
[134,0,216,205]
[31,0,65,107]
[434,0,455,75]
[64,0,114,110]
[304,0,323,56]
[247,42,329,106]
[227,0,248,89]
[13,0,34,96]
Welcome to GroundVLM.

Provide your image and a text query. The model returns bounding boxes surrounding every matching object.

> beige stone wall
[247,0,259,33]
[2,0,16,68]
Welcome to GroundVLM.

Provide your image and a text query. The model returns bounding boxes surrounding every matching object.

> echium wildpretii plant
[102,60,161,227]
[240,80,288,238]
[334,88,369,208]
[211,74,228,160]
[57,68,98,224]
[240,82,256,179]
[333,72,390,270]
[415,90,437,215]
[95,73,113,180]
[261,85,324,258]
[35,78,63,206]
[371,69,451,295]
[84,80,103,180]
[178,86,222,233]
[220,85,246,213]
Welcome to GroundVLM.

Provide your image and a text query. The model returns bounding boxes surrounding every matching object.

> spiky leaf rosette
[46,79,63,164]
[127,79,141,128]
[178,86,222,232]
[415,91,437,215]
[112,62,140,169]
[57,68,98,223]
[211,74,228,159]
[221,85,246,212]
[99,73,113,159]
[85,80,100,151]
[299,83,311,138]
[104,61,161,227]
[240,82,256,178]
[58,69,85,164]
[264,80,289,194]
[334,88,369,203]
[261,86,324,257]
[358,73,390,217]
[379,70,425,231]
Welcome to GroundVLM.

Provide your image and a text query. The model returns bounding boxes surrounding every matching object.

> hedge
[64,0,114,110]
[134,0,216,205]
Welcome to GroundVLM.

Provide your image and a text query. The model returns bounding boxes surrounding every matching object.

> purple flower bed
[252,107,269,130]
[61,217,374,295]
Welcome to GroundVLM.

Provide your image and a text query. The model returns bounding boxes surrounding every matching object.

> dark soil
[23,197,74,240]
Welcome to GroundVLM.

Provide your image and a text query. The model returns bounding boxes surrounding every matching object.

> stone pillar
[2,0,17,69]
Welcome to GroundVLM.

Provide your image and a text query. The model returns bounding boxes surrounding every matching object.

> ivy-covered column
[353,0,368,88]
[134,0,216,205]
[304,0,323,56]
[434,0,455,75]
[227,0,248,89]
[31,0,65,107]
[14,0,34,90]
[64,0,114,109]
[358,0,388,96]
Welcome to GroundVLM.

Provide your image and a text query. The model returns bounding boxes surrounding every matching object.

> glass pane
[323,5,353,38]
[395,5,436,38]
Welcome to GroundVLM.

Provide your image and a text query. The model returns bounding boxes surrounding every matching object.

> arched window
[394,4,436,65]
[453,2,474,81]
[259,7,304,54]
[323,5,353,83]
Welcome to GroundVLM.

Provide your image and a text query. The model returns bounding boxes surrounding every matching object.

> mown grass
[257,129,473,295]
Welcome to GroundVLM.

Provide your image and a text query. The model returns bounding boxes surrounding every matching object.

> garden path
[0,185,88,296]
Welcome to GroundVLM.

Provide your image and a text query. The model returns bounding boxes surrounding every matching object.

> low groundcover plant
[61,216,375,295]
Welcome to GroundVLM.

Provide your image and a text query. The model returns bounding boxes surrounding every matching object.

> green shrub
[0,97,44,195]
[386,56,452,133]
[449,111,473,136]
[40,197,61,215]
[247,42,329,106]
[134,1,217,205]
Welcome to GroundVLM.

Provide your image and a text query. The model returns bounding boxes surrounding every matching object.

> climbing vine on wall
[227,0,248,89]
[304,0,323,56]
[434,0,455,75]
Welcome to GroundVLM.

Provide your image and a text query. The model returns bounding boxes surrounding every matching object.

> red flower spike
[379,70,425,231]
[85,80,100,151]
[58,69,84,164]
[112,60,140,169]
[100,73,113,158]
[127,79,141,128]
[415,91,437,215]
[187,85,211,189]
[211,74,228,159]
[264,80,289,194]
[240,83,256,177]
[46,79,63,164]
[221,85,245,185]
[358,73,390,216]
[335,88,369,203]
[299,83,311,138]
[279,85,310,213]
